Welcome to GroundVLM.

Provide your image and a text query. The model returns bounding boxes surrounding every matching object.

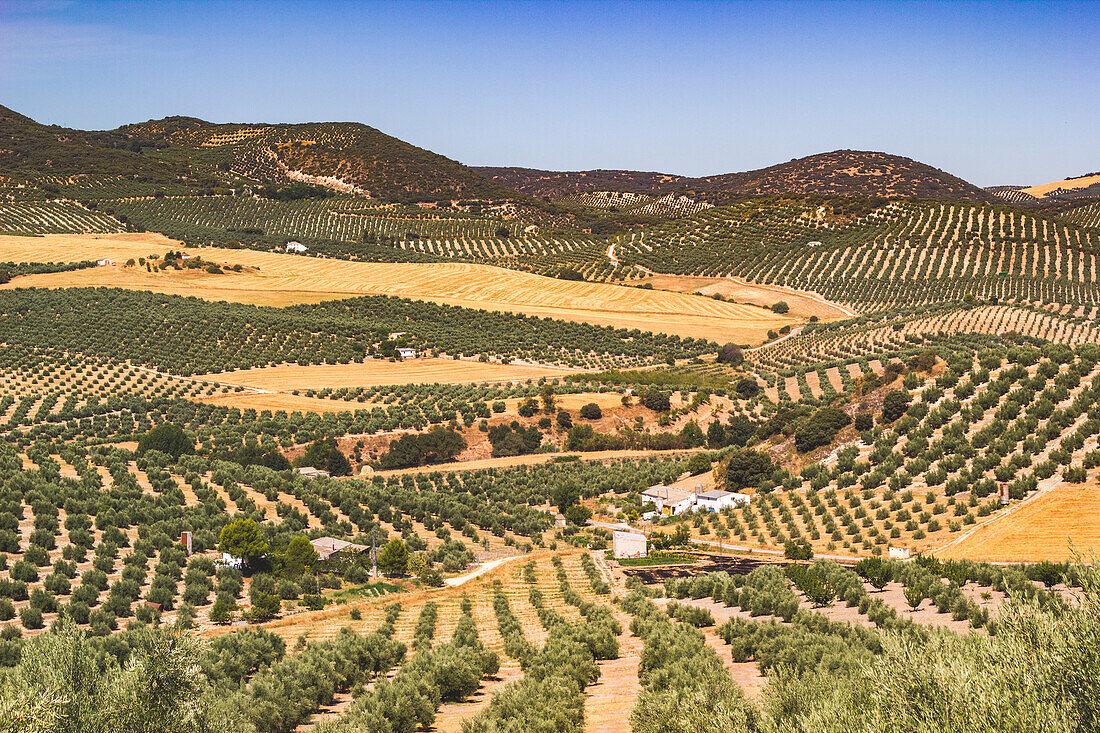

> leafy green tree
[882,389,910,423]
[716,343,744,366]
[564,504,592,526]
[378,539,409,577]
[282,536,318,577]
[137,424,193,458]
[218,518,268,567]
[771,301,789,314]
[723,449,774,491]
[579,402,603,420]
[854,556,892,590]
[784,539,813,561]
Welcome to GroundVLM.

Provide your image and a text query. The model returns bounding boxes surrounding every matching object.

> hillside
[0,105,520,203]
[0,104,194,186]
[477,150,995,204]
[117,116,520,202]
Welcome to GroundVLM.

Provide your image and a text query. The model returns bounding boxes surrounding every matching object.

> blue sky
[1,0,1097,185]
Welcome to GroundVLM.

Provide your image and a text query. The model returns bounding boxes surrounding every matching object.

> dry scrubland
[0,233,796,344]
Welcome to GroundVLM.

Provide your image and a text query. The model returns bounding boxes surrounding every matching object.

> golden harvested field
[201,359,580,390]
[636,273,855,319]
[940,482,1100,562]
[374,447,705,476]
[0,233,797,343]
[1023,173,1100,198]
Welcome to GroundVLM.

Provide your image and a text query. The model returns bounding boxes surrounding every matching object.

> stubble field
[0,233,797,344]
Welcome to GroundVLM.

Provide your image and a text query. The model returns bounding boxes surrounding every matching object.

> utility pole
[371,528,377,579]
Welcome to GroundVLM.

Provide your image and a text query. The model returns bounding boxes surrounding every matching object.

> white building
[613,531,648,559]
[310,537,370,561]
[96,258,114,266]
[295,466,330,478]
[397,347,418,360]
[695,489,749,512]
[285,241,308,253]
[641,485,696,516]
[219,553,244,569]
[888,547,912,560]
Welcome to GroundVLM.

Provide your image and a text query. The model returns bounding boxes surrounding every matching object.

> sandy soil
[0,233,795,343]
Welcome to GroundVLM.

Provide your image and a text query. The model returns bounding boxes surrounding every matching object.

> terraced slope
[613,199,1100,309]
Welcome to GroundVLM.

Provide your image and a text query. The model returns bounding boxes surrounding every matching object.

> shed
[310,537,370,561]
[888,547,912,560]
[295,466,331,478]
[285,241,308,253]
[613,531,648,559]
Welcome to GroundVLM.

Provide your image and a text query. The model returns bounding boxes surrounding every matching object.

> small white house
[641,485,696,516]
[888,547,912,560]
[285,241,308,253]
[695,489,750,512]
[397,347,418,360]
[96,258,114,266]
[807,241,823,247]
[613,531,648,559]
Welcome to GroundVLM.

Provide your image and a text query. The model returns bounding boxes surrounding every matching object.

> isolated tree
[579,402,603,420]
[282,536,318,577]
[771,301,790,314]
[218,518,268,567]
[881,389,911,423]
[716,343,744,366]
[855,556,892,590]
[736,377,760,399]
[724,449,774,491]
[378,539,409,577]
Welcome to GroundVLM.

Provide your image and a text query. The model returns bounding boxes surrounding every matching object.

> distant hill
[0,105,519,203]
[117,117,517,202]
[988,173,1100,205]
[477,150,995,204]
[0,105,190,185]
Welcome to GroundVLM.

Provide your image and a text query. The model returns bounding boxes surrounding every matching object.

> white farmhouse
[612,531,648,559]
[96,258,114,266]
[695,489,749,512]
[285,241,308,253]
[641,485,696,516]
[397,347,418,360]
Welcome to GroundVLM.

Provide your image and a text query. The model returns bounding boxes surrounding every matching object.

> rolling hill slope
[477,150,995,204]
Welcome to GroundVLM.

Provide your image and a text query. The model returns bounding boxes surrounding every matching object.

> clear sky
[1,0,1096,186]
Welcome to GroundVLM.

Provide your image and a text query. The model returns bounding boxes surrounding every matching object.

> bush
[19,606,43,629]
[716,343,744,366]
[579,402,603,420]
[854,412,874,431]
[794,407,851,452]
[771,301,790,314]
[881,389,910,423]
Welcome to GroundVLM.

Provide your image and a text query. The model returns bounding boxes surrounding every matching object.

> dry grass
[1023,174,1100,198]
[201,359,580,390]
[636,273,853,320]
[372,447,704,477]
[0,233,796,343]
[940,481,1100,562]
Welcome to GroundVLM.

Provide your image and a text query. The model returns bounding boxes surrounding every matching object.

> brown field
[200,359,580,390]
[940,481,1100,562]
[194,391,370,413]
[0,233,796,343]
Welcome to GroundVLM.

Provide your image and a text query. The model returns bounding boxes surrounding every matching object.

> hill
[0,104,194,186]
[116,116,519,202]
[477,150,995,204]
[0,105,520,203]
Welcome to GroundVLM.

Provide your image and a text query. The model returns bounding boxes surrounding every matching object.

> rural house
[612,530,648,559]
[641,484,696,516]
[696,489,750,512]
[285,241,308,253]
[397,347,418,359]
[295,466,330,478]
